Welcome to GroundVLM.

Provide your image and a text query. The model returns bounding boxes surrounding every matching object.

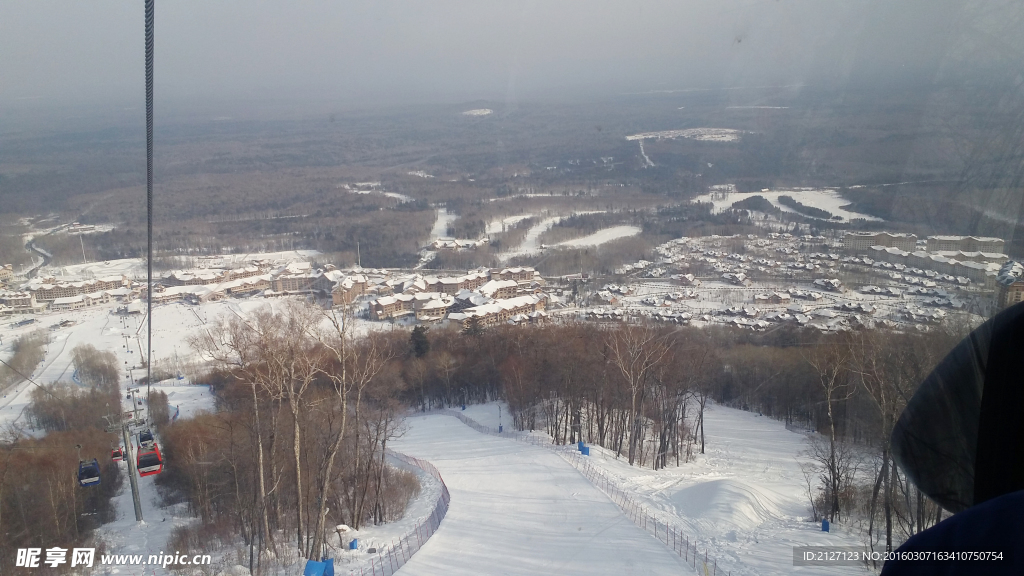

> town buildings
[843,232,918,252]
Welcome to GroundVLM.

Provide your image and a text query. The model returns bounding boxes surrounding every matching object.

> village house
[331,274,368,307]
[0,290,45,314]
[477,279,518,300]
[449,294,546,329]
[0,264,14,286]
[492,267,538,285]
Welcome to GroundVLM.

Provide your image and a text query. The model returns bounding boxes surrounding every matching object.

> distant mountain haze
[2,0,1020,115]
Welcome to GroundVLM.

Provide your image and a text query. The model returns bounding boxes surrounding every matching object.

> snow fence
[438,409,733,576]
[343,451,451,576]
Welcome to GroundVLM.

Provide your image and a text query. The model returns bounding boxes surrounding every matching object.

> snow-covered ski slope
[426,403,868,576]
[391,414,693,575]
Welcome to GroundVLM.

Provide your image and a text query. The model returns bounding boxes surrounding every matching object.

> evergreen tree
[410,325,430,357]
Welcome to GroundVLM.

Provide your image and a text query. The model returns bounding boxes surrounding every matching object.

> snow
[574,405,866,576]
[0,298,386,430]
[340,183,414,204]
[47,258,146,281]
[35,250,322,283]
[554,226,642,249]
[443,402,867,576]
[626,128,742,142]
[693,187,883,223]
[429,208,458,242]
[391,414,693,576]
[499,216,562,261]
[461,109,493,116]
[498,212,603,261]
[485,215,534,235]
[638,140,655,168]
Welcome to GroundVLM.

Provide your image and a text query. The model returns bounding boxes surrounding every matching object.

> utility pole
[105,410,144,522]
[122,424,144,521]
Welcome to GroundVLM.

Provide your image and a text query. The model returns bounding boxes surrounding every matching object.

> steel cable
[145,0,154,400]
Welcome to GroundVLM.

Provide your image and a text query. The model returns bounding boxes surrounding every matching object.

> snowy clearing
[340,183,414,203]
[498,212,604,261]
[485,214,535,235]
[693,187,883,223]
[554,226,642,248]
[429,208,458,242]
[626,128,742,142]
[391,414,692,576]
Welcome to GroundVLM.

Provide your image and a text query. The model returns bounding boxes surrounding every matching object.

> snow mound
[462,108,493,116]
[670,478,782,531]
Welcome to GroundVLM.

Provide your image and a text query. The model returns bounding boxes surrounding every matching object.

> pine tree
[410,326,430,357]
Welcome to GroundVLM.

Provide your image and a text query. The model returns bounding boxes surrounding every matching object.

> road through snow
[391,414,693,576]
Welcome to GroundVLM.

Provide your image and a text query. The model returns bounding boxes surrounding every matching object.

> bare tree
[805,334,853,523]
[604,324,670,466]
[307,307,393,558]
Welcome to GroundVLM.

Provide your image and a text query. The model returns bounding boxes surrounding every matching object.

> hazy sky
[1,0,1019,111]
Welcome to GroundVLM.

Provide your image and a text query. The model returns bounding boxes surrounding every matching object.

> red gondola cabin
[137,442,163,477]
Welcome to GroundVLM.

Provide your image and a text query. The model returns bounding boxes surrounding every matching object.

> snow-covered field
[461,109,493,116]
[693,187,883,222]
[340,183,414,204]
[392,414,692,576]
[554,225,641,249]
[626,128,743,142]
[34,250,322,282]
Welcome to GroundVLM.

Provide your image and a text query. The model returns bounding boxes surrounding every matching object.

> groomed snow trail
[391,415,693,576]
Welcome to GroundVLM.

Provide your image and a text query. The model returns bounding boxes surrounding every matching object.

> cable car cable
[145,0,154,405]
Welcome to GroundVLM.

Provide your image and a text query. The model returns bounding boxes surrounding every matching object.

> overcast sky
[1,0,1020,112]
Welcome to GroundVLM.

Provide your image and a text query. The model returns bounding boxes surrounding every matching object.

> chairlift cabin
[111,446,124,462]
[137,442,163,477]
[138,429,155,449]
[78,458,101,487]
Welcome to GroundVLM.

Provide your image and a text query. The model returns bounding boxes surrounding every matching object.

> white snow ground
[391,414,693,576]
[0,299,383,430]
[693,188,882,223]
[35,251,322,283]
[442,402,869,576]
[429,208,458,242]
[485,215,535,235]
[554,226,641,249]
[498,212,604,261]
